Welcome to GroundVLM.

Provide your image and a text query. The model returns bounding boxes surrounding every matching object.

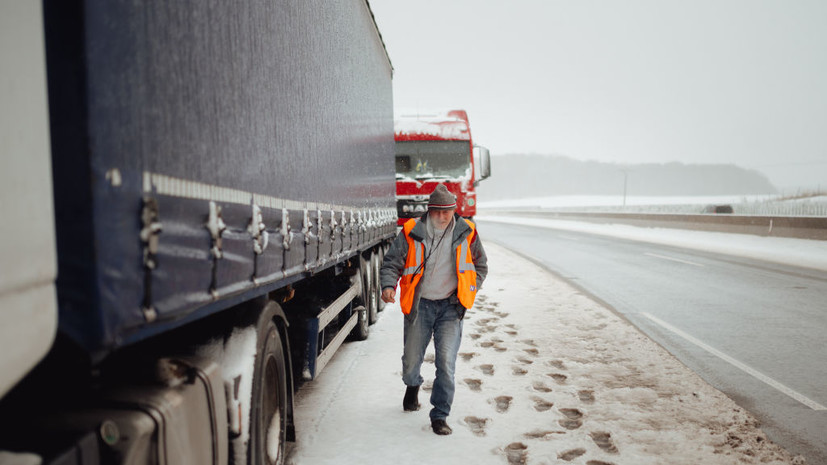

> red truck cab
[394,109,491,226]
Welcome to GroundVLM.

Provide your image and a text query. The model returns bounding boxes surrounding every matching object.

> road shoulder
[287,242,804,465]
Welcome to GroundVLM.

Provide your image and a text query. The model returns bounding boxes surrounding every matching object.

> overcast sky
[368,0,827,191]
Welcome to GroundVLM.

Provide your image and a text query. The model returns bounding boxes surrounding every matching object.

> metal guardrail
[480,210,827,241]
[495,201,827,217]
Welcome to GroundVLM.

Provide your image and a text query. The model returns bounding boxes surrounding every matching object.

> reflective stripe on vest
[402,240,424,277]
[457,236,476,274]
[398,218,479,314]
[398,219,424,314]
[455,220,478,309]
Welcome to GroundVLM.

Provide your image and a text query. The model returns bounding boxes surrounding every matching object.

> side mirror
[473,146,491,185]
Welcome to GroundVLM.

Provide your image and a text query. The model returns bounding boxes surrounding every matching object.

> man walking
[380,184,488,435]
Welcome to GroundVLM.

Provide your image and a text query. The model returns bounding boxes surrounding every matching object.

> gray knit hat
[428,184,457,210]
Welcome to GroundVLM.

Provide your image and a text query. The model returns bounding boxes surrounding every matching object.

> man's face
[428,208,456,230]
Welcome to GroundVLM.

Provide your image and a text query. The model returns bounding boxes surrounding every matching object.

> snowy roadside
[286,243,804,465]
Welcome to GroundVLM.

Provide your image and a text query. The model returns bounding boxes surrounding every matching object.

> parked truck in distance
[0,1,395,464]
[393,110,491,225]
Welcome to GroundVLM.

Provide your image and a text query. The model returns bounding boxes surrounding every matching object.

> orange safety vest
[398,218,478,315]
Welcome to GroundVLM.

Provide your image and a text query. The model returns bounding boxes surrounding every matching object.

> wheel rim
[373,252,385,312]
[261,336,285,464]
[369,268,378,322]
[365,257,377,324]
[360,305,368,332]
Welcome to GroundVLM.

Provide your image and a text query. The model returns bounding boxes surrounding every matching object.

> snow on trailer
[394,110,473,141]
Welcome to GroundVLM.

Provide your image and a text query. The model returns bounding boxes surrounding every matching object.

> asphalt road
[477,219,827,465]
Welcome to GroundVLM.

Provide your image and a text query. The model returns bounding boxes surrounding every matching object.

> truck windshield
[395,141,471,180]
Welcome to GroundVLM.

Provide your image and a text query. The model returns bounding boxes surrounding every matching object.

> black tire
[249,320,288,465]
[374,249,386,313]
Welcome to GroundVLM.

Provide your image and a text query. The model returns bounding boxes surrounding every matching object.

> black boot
[431,419,452,435]
[403,385,420,411]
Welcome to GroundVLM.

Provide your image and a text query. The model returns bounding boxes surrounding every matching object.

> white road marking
[640,312,826,411]
[644,252,705,267]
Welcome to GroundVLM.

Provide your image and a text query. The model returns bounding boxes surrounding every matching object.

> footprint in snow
[493,395,512,413]
[547,359,566,370]
[532,397,554,412]
[532,381,553,393]
[459,352,478,362]
[476,364,495,376]
[559,418,583,430]
[559,407,583,419]
[558,448,586,462]
[512,366,528,376]
[516,357,533,365]
[523,348,540,356]
[590,431,619,453]
[504,442,528,465]
[464,378,482,392]
[463,416,489,436]
[578,390,595,404]
[523,430,564,440]
[547,373,568,384]
[558,408,583,430]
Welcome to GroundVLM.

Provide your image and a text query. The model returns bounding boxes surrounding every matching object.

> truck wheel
[374,249,386,313]
[249,321,287,465]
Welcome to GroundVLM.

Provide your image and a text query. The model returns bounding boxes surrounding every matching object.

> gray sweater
[419,217,457,300]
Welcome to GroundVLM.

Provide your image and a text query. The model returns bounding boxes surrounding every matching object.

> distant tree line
[477,154,777,200]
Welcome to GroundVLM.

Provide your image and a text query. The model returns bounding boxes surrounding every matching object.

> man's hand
[381,287,396,303]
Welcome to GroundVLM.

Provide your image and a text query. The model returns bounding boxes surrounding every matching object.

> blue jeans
[402,297,464,421]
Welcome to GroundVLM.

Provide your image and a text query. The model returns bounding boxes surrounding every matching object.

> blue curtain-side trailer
[0,1,396,464]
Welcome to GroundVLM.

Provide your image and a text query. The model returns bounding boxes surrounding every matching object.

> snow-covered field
[477,215,827,273]
[480,195,827,216]
[481,195,770,209]
[286,242,806,465]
